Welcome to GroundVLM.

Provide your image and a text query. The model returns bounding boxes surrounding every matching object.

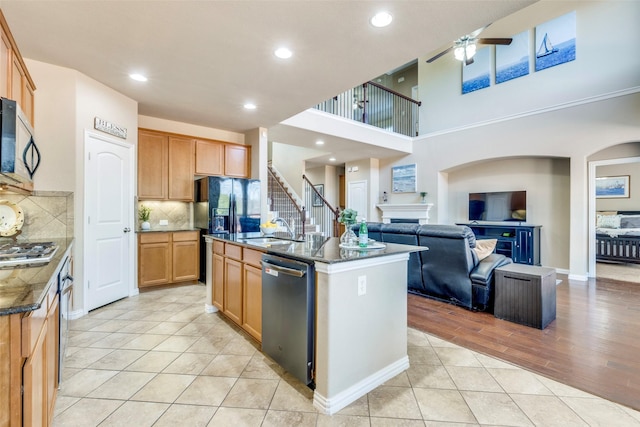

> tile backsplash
[136,200,192,230]
[0,191,74,240]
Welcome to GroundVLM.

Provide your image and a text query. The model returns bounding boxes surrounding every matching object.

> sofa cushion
[473,239,497,261]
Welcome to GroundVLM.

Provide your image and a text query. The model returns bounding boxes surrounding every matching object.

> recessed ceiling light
[329,157,336,162]
[316,140,324,145]
[243,103,257,110]
[370,11,393,28]
[274,47,293,59]
[129,73,148,82]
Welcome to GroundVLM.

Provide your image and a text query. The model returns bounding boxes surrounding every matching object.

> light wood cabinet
[195,139,224,176]
[168,136,194,200]
[45,293,59,423]
[137,130,168,200]
[137,130,194,201]
[172,232,199,282]
[225,144,250,177]
[210,240,263,341]
[0,10,36,125]
[138,231,199,288]
[224,257,243,325]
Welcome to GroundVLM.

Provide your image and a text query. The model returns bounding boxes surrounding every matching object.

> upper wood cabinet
[225,144,250,177]
[0,10,36,125]
[138,129,194,201]
[195,138,250,178]
[138,130,168,200]
[167,136,194,201]
[195,139,223,176]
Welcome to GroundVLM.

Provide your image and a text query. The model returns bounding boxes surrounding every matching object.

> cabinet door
[46,294,59,424]
[212,253,225,311]
[168,136,194,200]
[242,263,262,341]
[23,319,46,427]
[195,139,224,176]
[224,258,243,325]
[172,236,199,283]
[138,130,168,200]
[516,229,532,264]
[10,55,23,105]
[224,144,249,178]
[139,241,171,287]
[0,30,10,98]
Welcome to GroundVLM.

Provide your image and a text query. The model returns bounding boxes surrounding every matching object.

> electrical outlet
[358,275,366,296]
[159,219,168,226]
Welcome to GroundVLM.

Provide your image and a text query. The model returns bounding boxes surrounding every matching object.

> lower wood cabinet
[138,231,200,288]
[1,279,60,426]
[211,240,264,341]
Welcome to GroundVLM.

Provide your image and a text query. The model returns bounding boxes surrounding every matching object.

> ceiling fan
[426,26,512,66]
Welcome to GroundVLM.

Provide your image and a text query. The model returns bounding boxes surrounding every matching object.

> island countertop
[204,232,427,264]
[0,237,74,316]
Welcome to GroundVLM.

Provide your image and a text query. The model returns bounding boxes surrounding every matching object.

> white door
[85,132,133,311]
[348,180,368,221]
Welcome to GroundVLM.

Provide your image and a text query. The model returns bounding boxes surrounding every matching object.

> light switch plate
[159,219,168,226]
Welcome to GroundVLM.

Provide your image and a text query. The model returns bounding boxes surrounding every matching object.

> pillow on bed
[620,215,640,228]
[473,239,497,261]
[597,214,621,229]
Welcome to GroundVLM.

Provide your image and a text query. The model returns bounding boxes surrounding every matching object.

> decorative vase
[141,221,151,230]
[340,223,357,246]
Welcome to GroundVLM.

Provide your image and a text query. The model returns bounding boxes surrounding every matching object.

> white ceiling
[1,0,536,164]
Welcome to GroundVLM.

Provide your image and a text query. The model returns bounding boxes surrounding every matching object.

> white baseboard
[313,356,409,415]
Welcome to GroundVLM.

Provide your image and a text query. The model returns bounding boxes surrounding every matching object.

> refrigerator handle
[230,194,236,233]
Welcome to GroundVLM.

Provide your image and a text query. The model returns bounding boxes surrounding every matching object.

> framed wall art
[392,164,417,193]
[312,184,324,206]
[596,176,630,198]
[535,11,576,72]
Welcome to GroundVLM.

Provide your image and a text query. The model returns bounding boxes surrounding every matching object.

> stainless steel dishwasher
[261,253,315,387]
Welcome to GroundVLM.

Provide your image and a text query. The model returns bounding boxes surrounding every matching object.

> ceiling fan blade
[426,46,454,63]
[465,56,474,66]
[477,37,512,45]
[469,24,491,39]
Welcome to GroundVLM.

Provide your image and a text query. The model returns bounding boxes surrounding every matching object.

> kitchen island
[204,233,426,415]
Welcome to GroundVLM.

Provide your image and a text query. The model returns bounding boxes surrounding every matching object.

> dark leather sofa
[355,223,512,311]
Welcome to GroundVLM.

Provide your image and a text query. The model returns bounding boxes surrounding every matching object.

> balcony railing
[314,81,421,137]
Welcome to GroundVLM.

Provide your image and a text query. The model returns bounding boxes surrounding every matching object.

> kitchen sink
[239,237,301,247]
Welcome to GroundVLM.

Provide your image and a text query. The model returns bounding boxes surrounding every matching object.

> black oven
[58,254,73,383]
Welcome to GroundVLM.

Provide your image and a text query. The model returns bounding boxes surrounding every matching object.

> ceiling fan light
[454,46,465,61]
[466,43,477,59]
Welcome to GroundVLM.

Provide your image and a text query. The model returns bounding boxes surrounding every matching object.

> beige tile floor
[53,284,640,426]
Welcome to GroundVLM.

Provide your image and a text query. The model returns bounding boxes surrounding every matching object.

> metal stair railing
[314,81,421,137]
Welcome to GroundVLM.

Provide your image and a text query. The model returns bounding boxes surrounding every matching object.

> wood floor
[407,273,640,411]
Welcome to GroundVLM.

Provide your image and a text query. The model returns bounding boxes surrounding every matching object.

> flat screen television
[468,191,527,222]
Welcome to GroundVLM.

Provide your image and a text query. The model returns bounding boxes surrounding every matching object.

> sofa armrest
[470,254,512,286]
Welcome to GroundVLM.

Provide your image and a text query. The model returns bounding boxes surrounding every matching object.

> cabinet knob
[123,227,131,233]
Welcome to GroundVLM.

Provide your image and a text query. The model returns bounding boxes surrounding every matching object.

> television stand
[457,223,541,265]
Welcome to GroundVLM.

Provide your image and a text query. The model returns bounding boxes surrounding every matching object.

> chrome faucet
[271,217,295,239]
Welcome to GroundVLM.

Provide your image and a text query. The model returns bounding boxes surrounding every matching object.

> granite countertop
[205,233,427,264]
[137,228,200,233]
[0,237,74,316]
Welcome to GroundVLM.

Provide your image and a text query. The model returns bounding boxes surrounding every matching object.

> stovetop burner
[0,241,59,267]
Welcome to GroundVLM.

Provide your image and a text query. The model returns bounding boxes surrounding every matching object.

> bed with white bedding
[596,211,640,264]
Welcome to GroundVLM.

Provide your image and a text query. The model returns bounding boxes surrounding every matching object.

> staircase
[267,165,337,238]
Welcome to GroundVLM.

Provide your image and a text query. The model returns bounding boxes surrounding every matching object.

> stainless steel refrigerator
[194,177,261,279]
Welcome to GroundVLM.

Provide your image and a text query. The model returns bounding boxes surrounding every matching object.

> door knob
[123,227,131,233]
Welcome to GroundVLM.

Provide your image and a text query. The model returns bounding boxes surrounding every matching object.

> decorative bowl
[261,225,276,236]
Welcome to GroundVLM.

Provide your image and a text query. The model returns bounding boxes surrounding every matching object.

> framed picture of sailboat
[535,11,576,72]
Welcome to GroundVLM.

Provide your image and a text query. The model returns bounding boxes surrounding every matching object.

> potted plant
[337,208,358,245]
[139,205,152,230]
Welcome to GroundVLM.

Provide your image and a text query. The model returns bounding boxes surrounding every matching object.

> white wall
[25,59,138,314]
[138,115,244,144]
[419,1,640,134]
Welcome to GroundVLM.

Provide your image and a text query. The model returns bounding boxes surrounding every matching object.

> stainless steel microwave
[0,97,40,184]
